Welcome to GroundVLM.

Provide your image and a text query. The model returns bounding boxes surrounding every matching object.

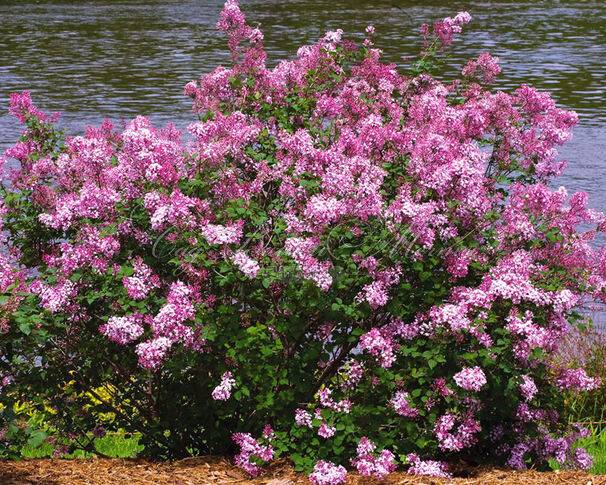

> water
[1,0,606,319]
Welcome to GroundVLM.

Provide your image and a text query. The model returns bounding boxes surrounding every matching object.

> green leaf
[19,322,32,335]
[27,429,47,448]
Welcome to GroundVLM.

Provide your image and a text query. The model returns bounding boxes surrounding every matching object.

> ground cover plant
[1,1,605,482]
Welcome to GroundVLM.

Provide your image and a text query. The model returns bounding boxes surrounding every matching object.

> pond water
[1,0,605,319]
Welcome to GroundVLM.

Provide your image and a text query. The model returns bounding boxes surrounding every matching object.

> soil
[0,457,604,485]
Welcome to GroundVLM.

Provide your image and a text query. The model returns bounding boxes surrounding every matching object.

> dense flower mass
[0,0,603,479]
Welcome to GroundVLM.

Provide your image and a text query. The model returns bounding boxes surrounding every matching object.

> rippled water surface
[1,1,604,179]
[1,0,606,314]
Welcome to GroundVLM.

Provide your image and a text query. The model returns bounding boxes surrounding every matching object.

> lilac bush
[0,0,604,478]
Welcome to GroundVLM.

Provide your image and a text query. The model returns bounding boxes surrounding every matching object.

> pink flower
[317,388,351,413]
[183,80,197,98]
[318,423,336,438]
[390,390,419,418]
[9,91,48,123]
[433,413,480,452]
[32,279,76,314]
[357,281,389,309]
[432,11,472,47]
[309,461,347,485]
[406,453,451,478]
[340,360,363,390]
[351,437,397,479]
[216,0,246,32]
[574,448,594,471]
[359,328,396,368]
[462,52,501,84]
[149,282,196,345]
[232,432,274,476]
[212,371,236,401]
[304,195,346,225]
[453,366,487,392]
[201,222,243,245]
[135,337,172,371]
[518,375,538,401]
[123,257,160,300]
[556,368,600,392]
[99,314,144,345]
[284,237,333,290]
[295,409,313,428]
[232,250,260,278]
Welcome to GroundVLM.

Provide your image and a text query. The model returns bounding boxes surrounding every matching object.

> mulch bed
[1,457,605,485]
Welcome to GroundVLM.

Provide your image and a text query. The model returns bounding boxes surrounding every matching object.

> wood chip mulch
[0,457,604,485]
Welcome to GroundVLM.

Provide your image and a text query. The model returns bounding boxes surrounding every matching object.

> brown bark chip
[0,459,604,485]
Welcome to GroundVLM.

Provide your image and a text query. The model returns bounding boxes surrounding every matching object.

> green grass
[21,433,143,459]
[562,398,606,474]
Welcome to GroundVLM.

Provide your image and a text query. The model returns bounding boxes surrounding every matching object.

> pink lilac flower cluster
[52,225,120,275]
[425,11,471,48]
[123,257,161,300]
[99,313,144,345]
[518,375,538,401]
[462,52,501,84]
[359,328,397,368]
[339,360,363,391]
[390,390,419,418]
[556,368,601,392]
[284,237,333,290]
[433,413,481,452]
[308,460,348,485]
[351,437,397,479]
[38,183,120,231]
[8,91,53,123]
[317,388,352,414]
[453,366,487,391]
[145,281,197,355]
[31,279,76,314]
[574,448,594,471]
[0,255,13,290]
[201,222,243,245]
[231,250,260,279]
[293,389,351,440]
[318,422,336,439]
[356,280,389,309]
[135,337,172,371]
[144,190,202,232]
[232,431,274,476]
[295,408,313,428]
[212,371,236,401]
[405,453,451,478]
